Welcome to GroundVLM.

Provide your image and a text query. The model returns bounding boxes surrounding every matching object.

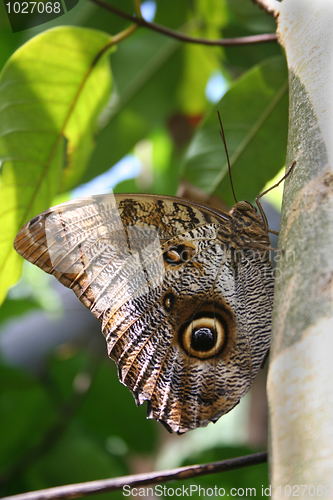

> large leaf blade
[0,26,113,304]
[182,56,288,206]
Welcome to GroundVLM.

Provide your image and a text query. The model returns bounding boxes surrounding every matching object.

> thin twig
[89,0,278,46]
[2,452,267,500]
[252,0,281,17]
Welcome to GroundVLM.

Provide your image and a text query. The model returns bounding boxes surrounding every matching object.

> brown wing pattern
[14,193,274,433]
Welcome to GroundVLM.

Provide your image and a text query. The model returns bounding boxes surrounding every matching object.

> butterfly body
[14,193,274,433]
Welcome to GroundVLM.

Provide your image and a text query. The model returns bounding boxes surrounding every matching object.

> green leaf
[46,349,90,403]
[113,177,139,194]
[21,426,128,500]
[182,56,288,206]
[226,0,276,34]
[177,43,220,115]
[77,359,158,454]
[196,0,230,30]
[82,29,182,185]
[0,363,56,477]
[0,26,113,305]
[0,296,38,327]
[47,350,158,454]
[222,0,282,74]
[177,0,228,115]
[81,0,198,185]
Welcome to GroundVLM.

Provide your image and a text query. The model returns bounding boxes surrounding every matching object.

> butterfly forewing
[14,193,274,433]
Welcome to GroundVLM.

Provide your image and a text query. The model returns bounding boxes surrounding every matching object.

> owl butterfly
[14,192,276,433]
[13,147,292,434]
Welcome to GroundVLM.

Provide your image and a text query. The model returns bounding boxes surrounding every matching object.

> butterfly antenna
[217,111,238,204]
[256,160,296,234]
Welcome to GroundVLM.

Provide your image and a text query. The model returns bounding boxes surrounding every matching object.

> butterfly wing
[14,193,273,433]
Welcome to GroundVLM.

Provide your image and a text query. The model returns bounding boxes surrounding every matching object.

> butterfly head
[233,200,256,213]
[229,200,271,250]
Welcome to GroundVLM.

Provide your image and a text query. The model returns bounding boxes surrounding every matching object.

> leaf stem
[111,23,138,45]
[132,0,142,19]
[89,0,278,46]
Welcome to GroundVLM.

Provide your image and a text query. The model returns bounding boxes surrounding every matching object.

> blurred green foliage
[0,0,287,497]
